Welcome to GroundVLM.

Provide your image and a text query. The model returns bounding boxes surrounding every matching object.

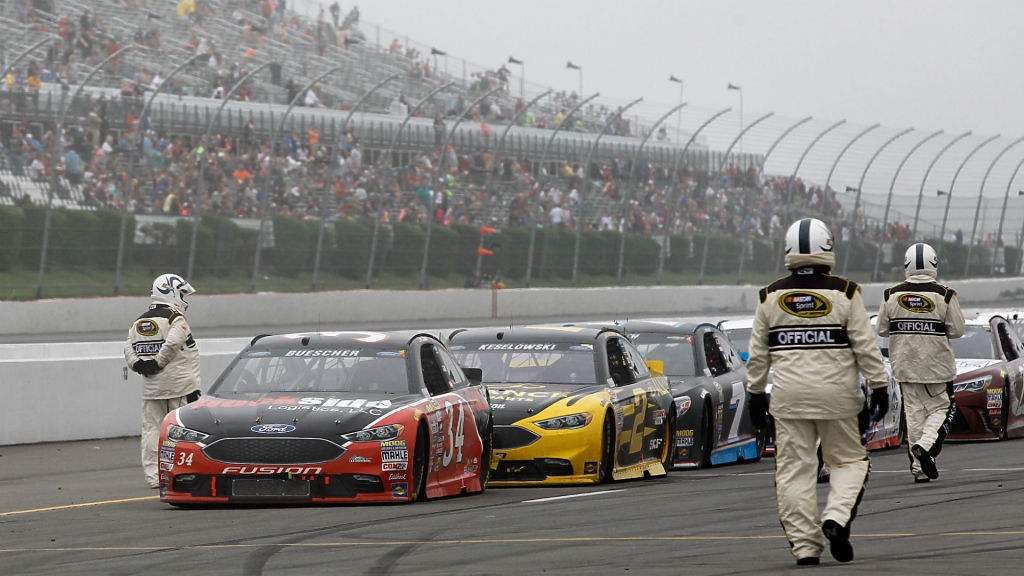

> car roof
[569,320,713,335]
[450,325,617,343]
[247,330,440,351]
[719,317,754,330]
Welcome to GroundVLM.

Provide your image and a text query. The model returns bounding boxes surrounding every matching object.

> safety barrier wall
[1,279,1021,445]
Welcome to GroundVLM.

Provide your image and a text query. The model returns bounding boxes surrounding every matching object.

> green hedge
[174,218,215,276]
[62,210,99,268]
[665,235,691,273]
[203,214,242,277]
[382,222,425,276]
[0,206,24,271]
[272,216,317,278]
[19,205,67,270]
[94,210,135,271]
[332,218,370,279]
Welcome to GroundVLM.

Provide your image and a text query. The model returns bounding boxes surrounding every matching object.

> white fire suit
[877,271,964,480]
[124,304,201,488]
[747,252,889,560]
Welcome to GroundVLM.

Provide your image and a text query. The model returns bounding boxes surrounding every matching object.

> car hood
[176,392,423,439]
[668,377,708,397]
[955,359,1001,377]
[486,382,600,425]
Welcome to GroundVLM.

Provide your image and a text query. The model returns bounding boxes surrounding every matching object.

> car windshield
[629,334,697,377]
[210,349,413,394]
[451,342,597,385]
[951,325,997,360]
[723,328,751,356]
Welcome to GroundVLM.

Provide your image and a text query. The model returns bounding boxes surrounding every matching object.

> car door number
[728,382,746,440]
[443,400,465,467]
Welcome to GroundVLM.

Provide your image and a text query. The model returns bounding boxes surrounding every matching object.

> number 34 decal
[177,451,193,466]
[442,400,465,468]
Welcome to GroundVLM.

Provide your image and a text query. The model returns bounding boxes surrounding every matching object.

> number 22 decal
[442,400,465,467]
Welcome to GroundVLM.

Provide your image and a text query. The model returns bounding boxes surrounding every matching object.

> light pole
[365,81,457,289]
[183,61,276,282]
[773,119,847,275]
[0,37,56,84]
[419,86,502,289]
[840,127,914,276]
[615,101,689,286]
[310,72,403,291]
[114,53,205,295]
[871,130,944,281]
[821,123,881,218]
[991,159,1024,275]
[509,56,524,100]
[524,92,601,287]
[567,61,582,97]
[669,75,684,145]
[697,111,774,285]
[1017,191,1024,276]
[571,97,643,286]
[37,45,133,299]
[911,132,972,240]
[965,136,1024,276]
[936,135,1000,265]
[727,83,743,153]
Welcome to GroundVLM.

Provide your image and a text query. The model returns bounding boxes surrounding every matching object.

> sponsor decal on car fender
[388,473,407,480]
[391,483,409,498]
[159,447,175,463]
[350,455,372,463]
[221,466,323,474]
[382,462,408,471]
[251,424,296,434]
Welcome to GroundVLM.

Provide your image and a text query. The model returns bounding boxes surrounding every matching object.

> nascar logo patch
[778,292,832,318]
[898,293,935,313]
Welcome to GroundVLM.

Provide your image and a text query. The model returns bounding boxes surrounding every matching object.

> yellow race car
[449,326,676,486]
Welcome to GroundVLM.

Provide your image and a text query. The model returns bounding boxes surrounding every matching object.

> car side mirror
[645,360,664,377]
[461,367,483,383]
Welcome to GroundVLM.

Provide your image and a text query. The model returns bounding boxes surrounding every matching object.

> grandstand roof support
[871,130,944,281]
[572,97,644,287]
[755,117,814,186]
[840,127,914,276]
[366,81,458,289]
[991,153,1024,275]
[616,101,690,286]
[696,111,775,285]
[964,136,1024,276]
[0,37,57,86]
[770,117,847,274]
[419,86,503,290]
[936,134,1000,265]
[820,123,881,219]
[910,131,972,240]
[37,45,133,300]
[311,72,403,291]
[474,88,553,280]
[115,53,207,296]
[526,91,600,288]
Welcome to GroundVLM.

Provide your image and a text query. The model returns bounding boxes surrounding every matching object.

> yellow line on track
[2,531,1023,553]
[0,496,159,517]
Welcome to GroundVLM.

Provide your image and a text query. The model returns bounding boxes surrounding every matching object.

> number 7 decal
[728,381,746,441]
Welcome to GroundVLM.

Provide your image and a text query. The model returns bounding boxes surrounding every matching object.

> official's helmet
[784,218,834,256]
[151,274,195,313]
[904,243,938,277]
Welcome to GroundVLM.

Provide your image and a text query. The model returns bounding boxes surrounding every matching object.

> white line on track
[522,489,625,504]
[962,468,1024,472]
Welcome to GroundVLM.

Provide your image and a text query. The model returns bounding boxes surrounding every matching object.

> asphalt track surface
[2,438,1021,575]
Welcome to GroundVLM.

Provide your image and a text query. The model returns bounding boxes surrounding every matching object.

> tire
[477,418,493,492]
[694,403,716,469]
[999,388,1009,440]
[661,407,676,474]
[410,423,429,502]
[598,412,616,483]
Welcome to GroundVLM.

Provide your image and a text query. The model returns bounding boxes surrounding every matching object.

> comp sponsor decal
[251,424,296,434]
[221,466,323,474]
[898,293,936,313]
[159,462,174,472]
[779,291,832,318]
[382,462,408,471]
[136,319,159,337]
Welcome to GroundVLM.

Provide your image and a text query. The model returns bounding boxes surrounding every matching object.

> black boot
[796,557,820,566]
[822,519,854,563]
[912,444,939,479]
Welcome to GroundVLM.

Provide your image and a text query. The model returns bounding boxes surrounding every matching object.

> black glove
[868,387,890,421]
[748,393,769,429]
[132,359,162,376]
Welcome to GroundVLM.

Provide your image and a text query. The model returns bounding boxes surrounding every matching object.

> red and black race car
[157,331,492,505]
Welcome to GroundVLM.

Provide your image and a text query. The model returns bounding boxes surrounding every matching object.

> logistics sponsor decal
[134,341,163,355]
[350,455,372,463]
[221,466,324,474]
[251,424,296,434]
[388,473,407,480]
[159,447,175,463]
[477,343,557,350]
[391,482,409,498]
[889,319,945,335]
[382,462,408,471]
[136,320,159,337]
[285,349,360,357]
[159,462,174,471]
[263,397,394,415]
[779,292,832,318]
[898,293,936,313]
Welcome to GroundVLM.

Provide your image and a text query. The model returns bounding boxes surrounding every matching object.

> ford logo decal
[251,424,296,434]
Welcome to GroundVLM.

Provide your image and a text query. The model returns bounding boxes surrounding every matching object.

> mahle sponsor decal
[779,291,832,318]
[898,293,935,313]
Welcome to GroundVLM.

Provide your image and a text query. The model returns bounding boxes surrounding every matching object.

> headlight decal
[533,413,593,430]
[167,425,210,443]
[675,396,691,416]
[953,375,993,394]
[341,424,406,443]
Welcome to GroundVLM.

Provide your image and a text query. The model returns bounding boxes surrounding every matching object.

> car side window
[435,346,469,389]
[420,343,453,396]
[606,337,634,386]
[621,338,650,380]
[996,322,1021,361]
[703,331,728,377]
[714,333,738,372]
